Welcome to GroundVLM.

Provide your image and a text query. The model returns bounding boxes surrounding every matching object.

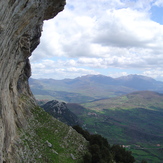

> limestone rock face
[0,0,65,162]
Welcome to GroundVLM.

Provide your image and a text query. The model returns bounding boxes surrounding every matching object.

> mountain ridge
[29,74,163,103]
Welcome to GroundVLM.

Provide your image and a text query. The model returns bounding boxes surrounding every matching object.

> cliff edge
[0,1,87,162]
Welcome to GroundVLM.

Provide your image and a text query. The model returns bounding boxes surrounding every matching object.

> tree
[111,145,135,163]
[73,125,90,140]
[73,126,135,163]
[83,152,92,163]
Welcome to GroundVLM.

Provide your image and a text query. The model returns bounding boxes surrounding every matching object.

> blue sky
[30,0,163,80]
[151,6,163,24]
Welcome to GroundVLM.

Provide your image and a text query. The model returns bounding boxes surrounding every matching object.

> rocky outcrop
[0,0,65,162]
[41,100,81,126]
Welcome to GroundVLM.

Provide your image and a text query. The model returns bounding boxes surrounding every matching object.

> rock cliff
[0,1,88,162]
[41,100,81,126]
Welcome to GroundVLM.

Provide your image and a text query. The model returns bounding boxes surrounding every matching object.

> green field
[67,91,163,163]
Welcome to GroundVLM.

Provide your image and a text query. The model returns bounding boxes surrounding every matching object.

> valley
[30,74,163,163]
[67,91,163,163]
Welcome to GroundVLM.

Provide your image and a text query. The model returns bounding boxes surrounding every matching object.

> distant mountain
[116,74,163,90]
[29,74,163,103]
[41,100,81,126]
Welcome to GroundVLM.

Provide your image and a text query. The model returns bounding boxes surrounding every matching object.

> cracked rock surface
[0,0,65,162]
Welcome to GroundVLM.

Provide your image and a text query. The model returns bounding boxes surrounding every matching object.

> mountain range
[29,74,163,103]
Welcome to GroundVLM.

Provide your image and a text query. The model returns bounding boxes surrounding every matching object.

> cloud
[31,59,99,79]
[32,0,163,59]
[107,71,129,78]
[30,0,163,80]
[94,7,163,49]
[154,0,163,7]
[142,69,163,81]
[31,55,163,80]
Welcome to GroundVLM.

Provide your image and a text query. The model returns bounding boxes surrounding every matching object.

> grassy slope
[82,91,163,111]
[67,91,163,163]
[19,106,88,163]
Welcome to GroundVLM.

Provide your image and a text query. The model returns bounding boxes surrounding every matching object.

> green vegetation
[81,91,163,112]
[67,92,163,163]
[76,108,163,163]
[19,106,88,162]
[73,125,135,163]
[31,76,163,163]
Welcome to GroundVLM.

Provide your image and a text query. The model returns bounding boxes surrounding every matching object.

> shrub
[73,125,90,140]
[73,125,135,163]
[111,144,135,163]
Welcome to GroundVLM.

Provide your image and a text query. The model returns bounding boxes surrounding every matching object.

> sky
[30,0,163,81]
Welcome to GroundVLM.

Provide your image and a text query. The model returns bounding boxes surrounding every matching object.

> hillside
[41,100,81,126]
[19,105,88,162]
[67,91,163,163]
[37,100,137,162]
[82,91,163,111]
[30,74,163,162]
[29,74,163,103]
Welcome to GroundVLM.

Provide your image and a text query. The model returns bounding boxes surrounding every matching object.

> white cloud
[142,69,163,81]
[154,0,163,7]
[94,8,163,49]
[108,71,129,78]
[32,63,99,79]
[31,0,163,80]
